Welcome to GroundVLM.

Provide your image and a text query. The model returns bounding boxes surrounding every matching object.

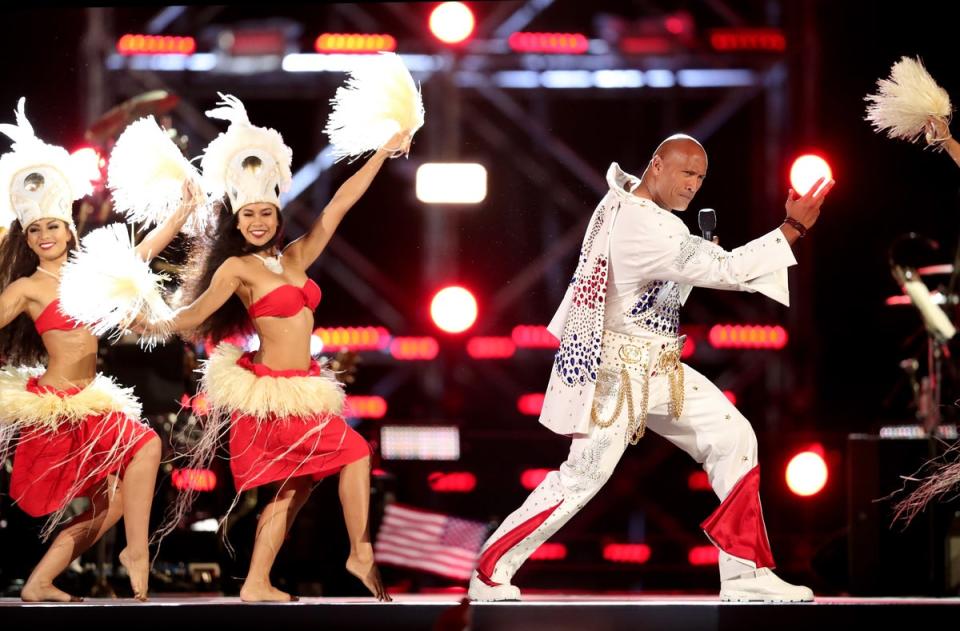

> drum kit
[85,89,180,145]
[886,242,959,433]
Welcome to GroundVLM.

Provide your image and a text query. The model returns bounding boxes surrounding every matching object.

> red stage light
[315,33,397,53]
[466,336,516,359]
[314,326,391,351]
[687,471,712,491]
[171,468,217,492]
[117,34,196,55]
[709,28,786,52]
[430,286,478,334]
[708,324,788,350]
[786,444,828,497]
[530,543,567,561]
[722,390,737,405]
[620,37,672,54]
[517,393,545,416]
[226,30,287,56]
[688,545,720,566]
[664,16,685,35]
[345,395,388,419]
[512,325,560,349]
[180,393,209,417]
[603,543,652,564]
[789,154,833,196]
[390,336,440,360]
[520,468,551,490]
[681,336,695,359]
[429,2,475,45]
[193,393,209,416]
[428,471,477,493]
[508,32,589,54]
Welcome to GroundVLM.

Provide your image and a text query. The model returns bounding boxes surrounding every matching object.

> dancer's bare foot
[118,548,149,601]
[21,579,83,602]
[346,544,391,602]
[239,580,299,602]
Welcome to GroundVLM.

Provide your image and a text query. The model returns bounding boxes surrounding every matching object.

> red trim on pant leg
[476,499,564,586]
[700,465,776,569]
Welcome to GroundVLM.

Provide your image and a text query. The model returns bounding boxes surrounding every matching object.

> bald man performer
[467,135,835,602]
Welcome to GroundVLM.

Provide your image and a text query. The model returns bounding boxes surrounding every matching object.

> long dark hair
[178,198,285,344]
[0,220,76,366]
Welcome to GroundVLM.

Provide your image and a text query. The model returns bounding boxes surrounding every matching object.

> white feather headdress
[0,203,13,232]
[865,56,952,146]
[200,93,292,212]
[108,115,210,236]
[59,223,174,350]
[0,98,91,237]
[324,52,425,162]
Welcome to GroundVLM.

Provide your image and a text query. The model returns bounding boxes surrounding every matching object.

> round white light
[430,286,478,333]
[785,450,828,497]
[429,2,475,45]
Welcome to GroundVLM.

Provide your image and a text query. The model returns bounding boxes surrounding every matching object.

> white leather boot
[720,567,814,602]
[467,572,522,602]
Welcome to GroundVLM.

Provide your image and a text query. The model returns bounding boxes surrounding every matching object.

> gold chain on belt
[590,337,685,445]
[590,366,650,445]
[656,346,685,419]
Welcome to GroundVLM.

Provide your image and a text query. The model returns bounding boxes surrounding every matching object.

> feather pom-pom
[107,116,209,235]
[865,56,952,145]
[324,52,424,161]
[58,223,174,349]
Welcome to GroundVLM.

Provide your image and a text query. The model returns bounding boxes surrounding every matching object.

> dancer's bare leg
[21,478,123,602]
[117,436,161,601]
[339,456,390,602]
[239,476,313,602]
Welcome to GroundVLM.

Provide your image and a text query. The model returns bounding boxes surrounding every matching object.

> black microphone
[698,208,716,241]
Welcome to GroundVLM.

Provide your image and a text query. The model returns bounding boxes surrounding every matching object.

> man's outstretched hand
[785,177,835,231]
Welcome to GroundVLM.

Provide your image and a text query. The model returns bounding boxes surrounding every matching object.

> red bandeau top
[34,299,82,335]
[247,279,321,319]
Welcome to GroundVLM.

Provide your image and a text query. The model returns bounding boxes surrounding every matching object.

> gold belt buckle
[619,343,643,364]
[658,352,676,372]
[657,336,685,371]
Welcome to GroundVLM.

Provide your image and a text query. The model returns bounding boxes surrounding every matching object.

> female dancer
[0,98,200,601]
[140,94,409,602]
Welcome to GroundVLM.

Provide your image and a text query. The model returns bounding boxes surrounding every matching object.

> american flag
[374,502,490,581]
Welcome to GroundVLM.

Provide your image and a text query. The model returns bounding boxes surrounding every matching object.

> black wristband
[783,217,808,238]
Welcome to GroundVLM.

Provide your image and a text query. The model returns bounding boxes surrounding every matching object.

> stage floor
[3,594,959,630]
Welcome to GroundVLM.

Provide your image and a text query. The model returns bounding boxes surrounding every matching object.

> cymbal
[85,90,180,143]
[916,264,955,276]
[886,291,955,306]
